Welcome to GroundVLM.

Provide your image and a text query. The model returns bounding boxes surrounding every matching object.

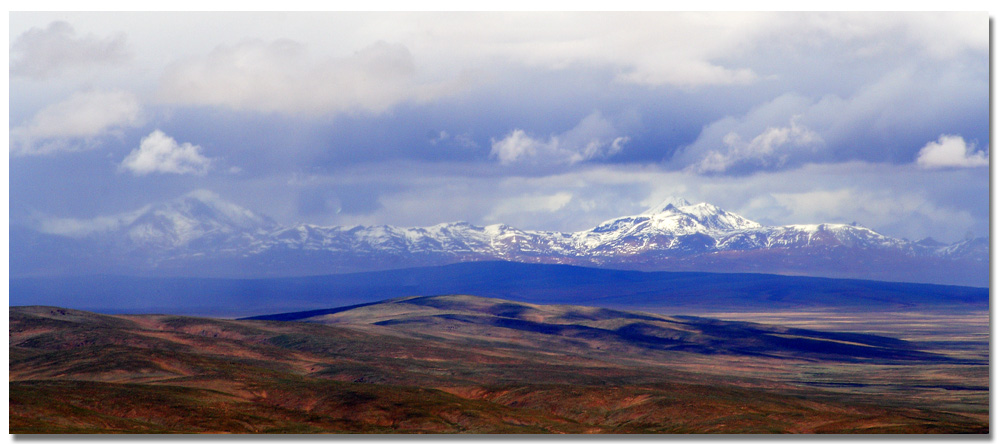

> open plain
[10,296,988,433]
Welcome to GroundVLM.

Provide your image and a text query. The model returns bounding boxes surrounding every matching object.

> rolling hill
[10,298,989,433]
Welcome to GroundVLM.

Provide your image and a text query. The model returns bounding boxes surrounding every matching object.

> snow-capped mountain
[10,193,988,287]
[120,190,278,250]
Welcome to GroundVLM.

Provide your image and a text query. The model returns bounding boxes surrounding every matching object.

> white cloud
[36,205,150,238]
[38,215,127,238]
[429,130,477,149]
[201,158,984,243]
[915,135,988,169]
[688,117,822,174]
[618,60,757,88]
[674,57,985,173]
[490,112,629,166]
[10,21,130,79]
[11,12,985,90]
[490,130,538,164]
[396,12,772,89]
[404,12,982,88]
[750,187,978,242]
[157,39,464,115]
[120,130,212,176]
[10,90,142,156]
[486,192,575,224]
[801,12,986,59]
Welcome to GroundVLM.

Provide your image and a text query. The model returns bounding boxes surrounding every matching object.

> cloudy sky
[8,12,990,243]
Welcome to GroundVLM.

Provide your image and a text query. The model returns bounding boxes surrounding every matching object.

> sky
[7,11,990,243]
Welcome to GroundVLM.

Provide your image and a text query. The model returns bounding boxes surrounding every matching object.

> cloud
[120,130,213,176]
[405,12,981,89]
[673,55,985,174]
[296,182,389,218]
[33,190,229,237]
[7,13,989,251]
[618,60,757,88]
[639,12,983,87]
[745,187,978,243]
[490,112,629,166]
[915,135,987,169]
[802,12,986,59]
[157,39,463,115]
[35,204,151,238]
[10,21,129,79]
[37,215,129,238]
[486,192,574,223]
[10,90,142,156]
[429,131,477,149]
[691,117,822,174]
[681,108,823,175]
[272,160,981,242]
[490,130,538,164]
[414,12,771,89]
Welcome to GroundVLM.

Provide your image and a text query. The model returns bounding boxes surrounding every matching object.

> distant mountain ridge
[11,262,988,317]
[10,192,988,286]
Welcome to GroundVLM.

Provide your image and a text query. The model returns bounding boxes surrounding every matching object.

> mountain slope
[10,194,987,286]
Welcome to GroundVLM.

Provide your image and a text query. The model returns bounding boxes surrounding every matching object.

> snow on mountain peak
[114,191,278,248]
[165,190,275,230]
[636,198,761,232]
[17,190,987,286]
[642,197,693,215]
[676,203,761,232]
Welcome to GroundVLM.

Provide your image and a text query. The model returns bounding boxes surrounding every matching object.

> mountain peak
[13,191,987,286]
[182,189,224,203]
[119,190,277,247]
[166,190,273,230]
[642,197,693,215]
[916,237,946,247]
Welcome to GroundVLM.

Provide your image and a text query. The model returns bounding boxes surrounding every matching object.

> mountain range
[10,192,987,286]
